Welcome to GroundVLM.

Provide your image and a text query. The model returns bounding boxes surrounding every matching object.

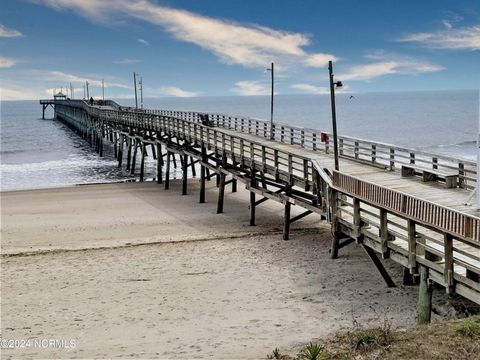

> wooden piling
[217,169,226,213]
[156,142,162,184]
[140,141,146,182]
[182,154,188,195]
[126,137,132,171]
[118,134,124,168]
[165,151,171,190]
[131,139,138,175]
[283,184,292,240]
[200,146,207,203]
[249,169,256,226]
[417,266,432,324]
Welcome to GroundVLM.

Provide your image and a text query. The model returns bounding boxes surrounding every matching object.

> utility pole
[267,62,275,140]
[139,76,143,109]
[102,79,105,101]
[133,72,138,109]
[328,60,342,172]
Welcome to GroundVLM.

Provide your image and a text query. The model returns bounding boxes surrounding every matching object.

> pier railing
[147,109,477,190]
[51,100,477,190]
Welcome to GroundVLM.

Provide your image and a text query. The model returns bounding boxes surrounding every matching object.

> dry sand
[1,180,420,359]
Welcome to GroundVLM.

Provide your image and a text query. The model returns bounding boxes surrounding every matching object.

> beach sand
[1,180,420,359]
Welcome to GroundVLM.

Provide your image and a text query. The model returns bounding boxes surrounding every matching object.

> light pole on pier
[86,80,90,99]
[266,62,275,140]
[102,79,105,101]
[328,60,343,172]
[139,76,143,109]
[133,72,139,109]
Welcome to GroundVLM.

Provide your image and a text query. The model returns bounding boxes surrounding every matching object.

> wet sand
[1,180,419,359]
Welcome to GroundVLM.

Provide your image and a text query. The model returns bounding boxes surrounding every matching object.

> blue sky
[0,0,479,100]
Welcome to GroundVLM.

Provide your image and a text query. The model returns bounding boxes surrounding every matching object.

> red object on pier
[320,132,329,142]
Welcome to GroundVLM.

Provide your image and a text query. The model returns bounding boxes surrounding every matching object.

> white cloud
[0,24,22,37]
[339,52,444,81]
[291,83,329,94]
[47,71,131,89]
[157,86,198,97]
[231,80,269,96]
[0,85,39,100]
[138,38,150,46]
[0,56,18,68]
[303,53,337,68]
[113,58,141,64]
[38,0,337,70]
[399,24,480,51]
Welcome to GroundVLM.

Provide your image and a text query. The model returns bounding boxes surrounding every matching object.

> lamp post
[102,79,105,101]
[133,72,139,109]
[328,60,343,171]
[266,62,274,140]
[139,76,143,109]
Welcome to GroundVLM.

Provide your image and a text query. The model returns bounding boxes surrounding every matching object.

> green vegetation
[297,343,329,360]
[267,315,480,360]
[455,315,480,338]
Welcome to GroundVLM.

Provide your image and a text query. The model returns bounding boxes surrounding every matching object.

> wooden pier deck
[43,98,480,319]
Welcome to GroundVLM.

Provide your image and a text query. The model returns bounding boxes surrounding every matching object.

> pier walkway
[43,98,480,319]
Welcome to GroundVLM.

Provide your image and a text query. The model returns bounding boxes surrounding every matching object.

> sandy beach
[1,180,421,359]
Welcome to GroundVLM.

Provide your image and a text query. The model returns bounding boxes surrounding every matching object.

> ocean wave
[0,157,117,172]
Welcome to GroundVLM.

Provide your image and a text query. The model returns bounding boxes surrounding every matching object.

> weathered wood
[118,134,124,168]
[444,233,454,293]
[330,187,340,259]
[217,169,226,213]
[379,208,390,258]
[283,184,292,240]
[362,244,396,288]
[250,169,256,226]
[131,139,138,175]
[165,151,171,190]
[407,220,417,272]
[417,266,432,324]
[182,154,188,195]
[156,142,162,184]
[200,146,206,203]
[140,142,146,182]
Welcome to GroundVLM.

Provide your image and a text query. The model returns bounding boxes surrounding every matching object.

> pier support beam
[113,132,117,159]
[140,142,146,182]
[362,244,396,288]
[200,147,207,203]
[165,151,171,190]
[126,137,132,171]
[182,154,188,195]
[283,184,292,240]
[417,266,432,324]
[249,169,256,226]
[131,139,138,175]
[118,134,124,168]
[156,142,163,184]
[217,169,226,213]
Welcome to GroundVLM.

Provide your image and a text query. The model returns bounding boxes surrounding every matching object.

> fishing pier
[41,98,480,322]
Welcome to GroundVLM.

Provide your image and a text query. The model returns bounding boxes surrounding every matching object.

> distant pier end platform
[42,98,480,323]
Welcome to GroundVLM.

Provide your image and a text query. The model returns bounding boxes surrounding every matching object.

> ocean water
[1,90,478,191]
